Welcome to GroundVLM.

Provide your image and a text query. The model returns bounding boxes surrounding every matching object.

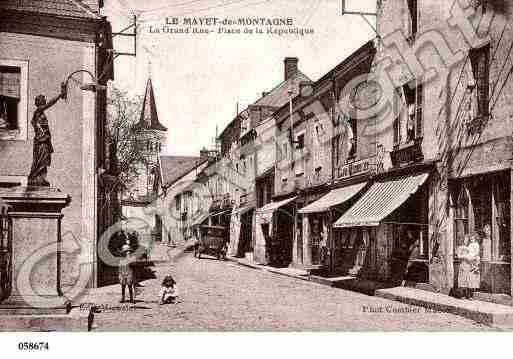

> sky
[103,0,376,156]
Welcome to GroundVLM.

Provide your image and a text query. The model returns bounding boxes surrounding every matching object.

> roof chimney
[284,57,299,81]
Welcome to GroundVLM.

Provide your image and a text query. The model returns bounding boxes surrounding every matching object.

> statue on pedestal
[27,83,67,187]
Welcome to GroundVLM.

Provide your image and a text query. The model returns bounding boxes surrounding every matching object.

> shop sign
[337,156,376,179]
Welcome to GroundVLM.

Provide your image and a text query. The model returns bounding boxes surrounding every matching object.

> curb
[375,288,513,328]
[226,257,309,282]
[225,256,513,327]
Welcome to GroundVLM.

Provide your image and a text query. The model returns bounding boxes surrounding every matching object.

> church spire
[135,77,167,132]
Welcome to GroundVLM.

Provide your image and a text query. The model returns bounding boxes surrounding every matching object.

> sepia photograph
[1,0,513,354]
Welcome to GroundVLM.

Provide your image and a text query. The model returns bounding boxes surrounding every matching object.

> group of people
[118,242,179,305]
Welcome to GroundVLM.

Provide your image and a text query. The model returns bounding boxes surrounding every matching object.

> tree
[100,87,158,221]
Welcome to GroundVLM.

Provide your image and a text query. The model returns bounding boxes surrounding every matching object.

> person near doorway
[457,234,481,299]
[320,226,329,267]
[403,228,425,286]
[390,236,410,286]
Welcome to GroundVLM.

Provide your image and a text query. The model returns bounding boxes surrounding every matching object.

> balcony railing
[212,193,232,210]
[0,213,12,302]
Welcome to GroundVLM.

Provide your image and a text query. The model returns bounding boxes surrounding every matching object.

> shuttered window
[0,66,21,131]
[406,0,418,36]
[416,83,423,137]
[469,45,490,119]
[399,81,422,142]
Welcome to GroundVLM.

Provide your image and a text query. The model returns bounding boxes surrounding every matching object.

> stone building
[158,153,210,245]
[269,42,376,270]
[228,57,311,264]
[0,0,113,288]
[332,0,513,294]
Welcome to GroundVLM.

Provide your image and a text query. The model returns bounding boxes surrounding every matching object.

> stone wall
[0,31,98,288]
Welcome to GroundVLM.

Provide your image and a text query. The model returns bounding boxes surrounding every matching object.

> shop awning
[211,208,232,217]
[298,182,367,214]
[191,212,209,227]
[334,173,429,228]
[232,205,255,216]
[257,196,297,214]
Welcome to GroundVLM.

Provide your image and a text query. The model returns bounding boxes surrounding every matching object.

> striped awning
[334,172,429,228]
[257,196,297,215]
[191,212,209,227]
[232,205,255,216]
[298,182,367,214]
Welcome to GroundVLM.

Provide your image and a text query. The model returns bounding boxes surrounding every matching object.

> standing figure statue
[28,83,67,187]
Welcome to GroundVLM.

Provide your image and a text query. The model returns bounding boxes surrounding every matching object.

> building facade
[332,0,513,294]
[270,42,376,271]
[0,0,113,288]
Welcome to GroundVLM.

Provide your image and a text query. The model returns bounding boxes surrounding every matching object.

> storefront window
[453,173,511,263]
[494,177,510,261]
[310,217,321,265]
[454,185,469,250]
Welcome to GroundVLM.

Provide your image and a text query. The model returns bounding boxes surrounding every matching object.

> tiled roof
[253,70,311,108]
[0,0,101,19]
[161,156,206,187]
[135,78,168,132]
[219,69,311,138]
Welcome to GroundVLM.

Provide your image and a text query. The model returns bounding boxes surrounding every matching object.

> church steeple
[135,77,167,132]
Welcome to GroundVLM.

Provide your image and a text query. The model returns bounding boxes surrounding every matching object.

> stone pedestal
[0,186,71,315]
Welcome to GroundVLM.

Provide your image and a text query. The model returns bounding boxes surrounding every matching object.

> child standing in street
[159,275,179,305]
[119,244,136,304]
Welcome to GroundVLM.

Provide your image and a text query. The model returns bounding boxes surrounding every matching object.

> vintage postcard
[1,0,513,346]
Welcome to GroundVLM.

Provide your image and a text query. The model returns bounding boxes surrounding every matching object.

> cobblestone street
[85,244,490,331]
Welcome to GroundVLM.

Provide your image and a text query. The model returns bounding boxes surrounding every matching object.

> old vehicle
[194,225,228,260]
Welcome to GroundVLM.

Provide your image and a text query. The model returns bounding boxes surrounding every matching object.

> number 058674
[18,342,49,351]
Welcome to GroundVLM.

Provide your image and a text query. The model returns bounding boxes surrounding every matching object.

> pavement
[77,243,493,331]
[376,287,513,328]
[227,255,513,328]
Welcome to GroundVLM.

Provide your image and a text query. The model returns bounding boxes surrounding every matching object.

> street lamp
[64,69,107,95]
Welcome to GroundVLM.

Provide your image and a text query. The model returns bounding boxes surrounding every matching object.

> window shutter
[393,89,402,144]
[416,83,423,137]
[393,118,400,144]
[470,45,490,118]
[406,0,418,34]
[0,68,21,99]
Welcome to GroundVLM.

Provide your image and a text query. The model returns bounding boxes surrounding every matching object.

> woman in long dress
[28,85,66,187]
[457,234,481,299]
